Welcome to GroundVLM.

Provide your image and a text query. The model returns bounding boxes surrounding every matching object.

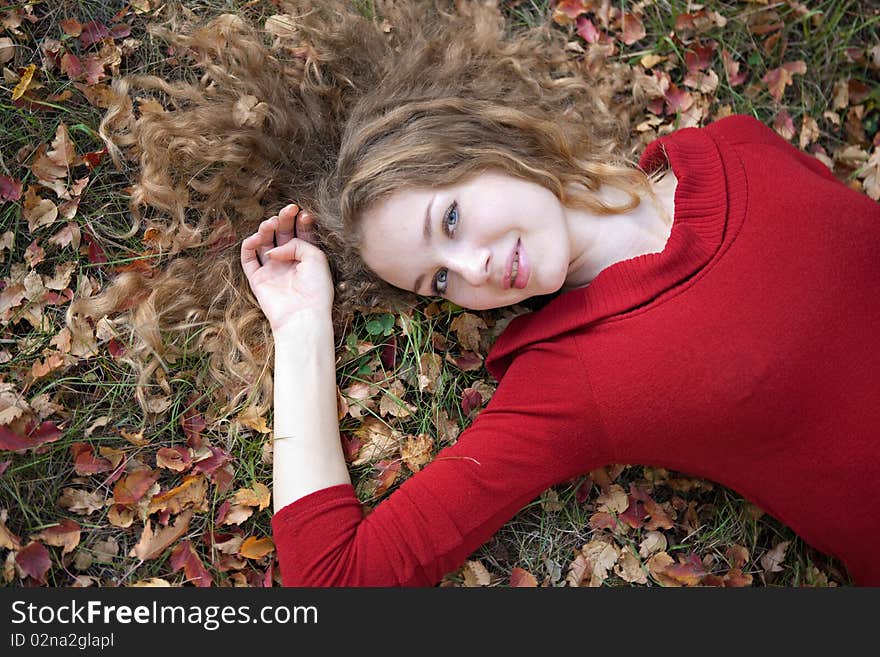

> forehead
[359,186,432,290]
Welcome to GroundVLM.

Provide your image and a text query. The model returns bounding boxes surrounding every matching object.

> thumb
[266,236,325,263]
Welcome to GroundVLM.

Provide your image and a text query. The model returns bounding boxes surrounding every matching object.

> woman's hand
[240,203,334,336]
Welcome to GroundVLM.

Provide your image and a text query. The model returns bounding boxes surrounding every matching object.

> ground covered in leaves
[1,0,877,587]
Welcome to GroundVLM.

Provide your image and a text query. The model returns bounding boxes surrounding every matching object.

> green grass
[2,0,875,587]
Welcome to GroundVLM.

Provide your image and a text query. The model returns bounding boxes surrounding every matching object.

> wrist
[272,309,334,345]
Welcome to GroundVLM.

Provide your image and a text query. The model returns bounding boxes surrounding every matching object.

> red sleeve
[270,339,609,586]
[706,114,838,183]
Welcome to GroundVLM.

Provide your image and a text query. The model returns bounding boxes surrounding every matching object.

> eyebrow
[411,194,435,295]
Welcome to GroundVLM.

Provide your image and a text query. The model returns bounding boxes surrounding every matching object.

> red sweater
[272,115,880,586]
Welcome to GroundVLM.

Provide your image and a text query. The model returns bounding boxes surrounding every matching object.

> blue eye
[432,202,458,295]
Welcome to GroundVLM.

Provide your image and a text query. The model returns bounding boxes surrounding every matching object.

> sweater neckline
[486,124,741,380]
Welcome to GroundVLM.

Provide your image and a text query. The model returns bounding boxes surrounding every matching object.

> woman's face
[358,169,573,310]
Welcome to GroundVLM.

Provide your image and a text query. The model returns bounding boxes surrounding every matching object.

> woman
[75,0,879,586]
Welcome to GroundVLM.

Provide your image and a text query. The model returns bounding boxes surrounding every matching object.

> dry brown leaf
[0,516,22,551]
[566,553,589,587]
[509,567,538,587]
[57,488,104,515]
[639,530,666,559]
[760,540,790,573]
[726,544,750,569]
[614,547,648,584]
[647,551,678,586]
[236,405,271,434]
[581,538,620,586]
[596,483,628,514]
[129,509,194,561]
[29,518,80,555]
[450,312,488,352]
[231,482,271,511]
[352,417,401,466]
[417,352,443,392]
[222,503,254,526]
[129,577,171,587]
[23,186,58,232]
[148,474,208,515]
[400,433,434,473]
[462,559,491,586]
[107,505,134,528]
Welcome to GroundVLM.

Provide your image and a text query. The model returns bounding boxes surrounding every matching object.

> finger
[275,203,300,247]
[295,211,317,244]
[256,216,278,262]
[240,233,264,277]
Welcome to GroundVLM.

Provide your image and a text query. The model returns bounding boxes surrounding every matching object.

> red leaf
[107,338,125,357]
[664,83,694,114]
[80,20,110,48]
[0,421,63,452]
[71,442,114,475]
[447,351,483,371]
[685,42,716,72]
[60,53,82,79]
[554,0,589,22]
[721,49,748,86]
[380,335,397,371]
[588,511,618,530]
[16,541,52,584]
[0,460,10,476]
[214,499,230,525]
[82,231,107,264]
[373,459,400,497]
[80,56,105,85]
[113,469,160,506]
[193,446,232,475]
[340,433,361,463]
[0,174,23,201]
[619,498,646,529]
[82,148,107,170]
[170,540,213,587]
[181,402,206,448]
[461,387,483,418]
[576,16,600,44]
[509,567,538,587]
[664,553,707,586]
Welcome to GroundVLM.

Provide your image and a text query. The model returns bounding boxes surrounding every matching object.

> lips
[504,239,529,290]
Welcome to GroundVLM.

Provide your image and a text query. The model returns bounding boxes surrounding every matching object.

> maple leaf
[239,536,275,560]
[16,541,52,584]
[509,567,538,587]
[29,518,80,555]
[400,433,434,473]
[129,510,193,560]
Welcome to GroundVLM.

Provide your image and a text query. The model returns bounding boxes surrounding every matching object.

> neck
[562,172,677,290]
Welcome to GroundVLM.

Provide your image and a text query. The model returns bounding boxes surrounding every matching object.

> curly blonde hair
[67,0,654,423]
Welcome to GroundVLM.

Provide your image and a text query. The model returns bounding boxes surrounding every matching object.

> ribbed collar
[486,123,745,380]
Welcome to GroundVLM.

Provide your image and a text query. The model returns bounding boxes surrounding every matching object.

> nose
[447,246,491,287]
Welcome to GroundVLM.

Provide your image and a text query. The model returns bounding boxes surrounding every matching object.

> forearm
[271,311,351,513]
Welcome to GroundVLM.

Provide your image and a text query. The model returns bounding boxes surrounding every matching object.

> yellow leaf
[11,63,35,100]
[231,482,271,510]
[239,536,275,560]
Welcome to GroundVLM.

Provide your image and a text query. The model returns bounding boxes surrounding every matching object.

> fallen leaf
[773,108,796,141]
[156,446,192,472]
[11,63,36,100]
[129,509,193,560]
[462,559,491,586]
[58,488,105,515]
[352,417,400,466]
[231,482,271,510]
[170,539,213,587]
[148,474,208,515]
[239,536,274,560]
[0,174,22,201]
[620,13,645,45]
[509,567,538,587]
[726,544,750,569]
[15,541,51,583]
[29,518,81,555]
[760,541,790,573]
[450,312,487,352]
[596,483,628,513]
[113,469,160,506]
[400,433,434,473]
[762,61,807,101]
[222,504,253,526]
[614,547,648,584]
[0,517,22,550]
